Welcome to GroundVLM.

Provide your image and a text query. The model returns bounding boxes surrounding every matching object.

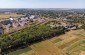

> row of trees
[0,25,65,54]
[17,9,85,19]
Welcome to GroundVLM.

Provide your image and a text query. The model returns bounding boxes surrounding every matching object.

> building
[1,20,12,27]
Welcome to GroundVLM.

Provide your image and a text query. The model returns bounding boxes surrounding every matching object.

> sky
[0,0,85,8]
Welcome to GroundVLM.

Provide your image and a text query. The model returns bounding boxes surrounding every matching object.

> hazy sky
[0,0,85,8]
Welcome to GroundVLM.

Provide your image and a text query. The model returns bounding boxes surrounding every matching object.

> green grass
[6,46,32,55]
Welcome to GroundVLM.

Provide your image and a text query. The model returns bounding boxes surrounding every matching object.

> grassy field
[31,40,65,55]
[6,46,32,55]
[20,50,38,55]
[14,40,65,55]
[51,29,85,55]
[52,38,62,43]
[57,37,79,49]
[59,29,85,55]
[0,14,25,19]
[6,29,85,55]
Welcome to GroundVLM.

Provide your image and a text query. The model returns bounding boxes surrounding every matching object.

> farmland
[23,30,85,55]
[6,29,85,55]
[0,14,25,20]
[31,40,65,55]
[54,29,85,55]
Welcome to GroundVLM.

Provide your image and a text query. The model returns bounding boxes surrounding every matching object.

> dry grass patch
[66,40,84,52]
[31,40,65,55]
[57,37,79,49]
[52,38,62,43]
[20,50,38,55]
[6,46,32,55]
[0,14,25,19]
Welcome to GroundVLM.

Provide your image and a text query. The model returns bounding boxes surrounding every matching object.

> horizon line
[0,8,85,9]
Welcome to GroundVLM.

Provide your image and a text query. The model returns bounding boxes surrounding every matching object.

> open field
[13,40,65,55]
[6,29,85,55]
[52,38,62,43]
[57,37,79,49]
[6,46,32,55]
[31,40,65,55]
[0,14,25,19]
[20,50,38,55]
[56,29,85,55]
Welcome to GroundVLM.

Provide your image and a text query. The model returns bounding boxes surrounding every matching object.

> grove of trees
[0,25,65,54]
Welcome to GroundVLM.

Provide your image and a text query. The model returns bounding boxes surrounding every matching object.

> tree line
[0,25,65,54]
